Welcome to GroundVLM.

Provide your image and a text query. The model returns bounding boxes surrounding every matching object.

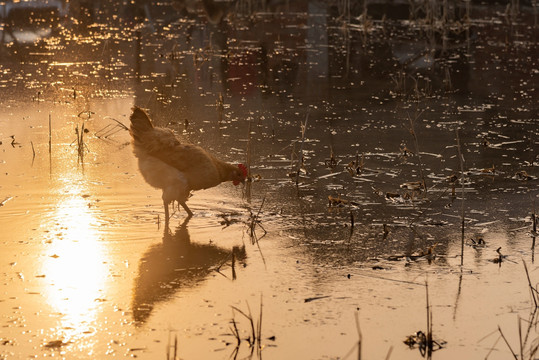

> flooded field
[0,1,538,359]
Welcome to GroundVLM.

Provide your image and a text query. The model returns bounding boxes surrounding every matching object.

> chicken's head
[232,164,248,186]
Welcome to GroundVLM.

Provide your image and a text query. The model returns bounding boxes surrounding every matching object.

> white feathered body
[129,106,245,216]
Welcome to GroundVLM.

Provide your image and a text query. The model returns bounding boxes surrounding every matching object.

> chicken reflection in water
[132,219,246,324]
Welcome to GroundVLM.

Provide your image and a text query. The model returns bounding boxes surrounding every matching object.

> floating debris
[328,195,359,207]
[480,165,496,175]
[447,174,459,184]
[400,181,425,191]
[385,192,400,199]
[1,338,14,346]
[345,153,364,176]
[324,149,338,169]
[44,340,69,349]
[10,135,21,147]
[489,247,508,264]
[399,144,414,157]
[304,295,330,303]
[404,331,444,351]
[468,237,486,248]
[514,170,534,181]
[0,197,13,207]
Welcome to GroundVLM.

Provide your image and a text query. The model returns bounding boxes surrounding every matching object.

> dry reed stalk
[523,260,538,308]
[248,195,266,242]
[48,113,52,154]
[519,315,524,360]
[533,198,537,234]
[246,118,253,199]
[257,294,263,350]
[295,112,309,186]
[217,93,224,123]
[31,141,36,162]
[95,117,128,139]
[455,127,466,266]
[231,252,236,280]
[166,332,178,360]
[166,332,171,360]
[246,201,267,267]
[173,335,178,360]
[355,311,362,360]
[492,263,539,360]
[384,346,393,360]
[425,280,433,358]
[231,301,257,347]
[407,111,427,193]
[498,326,519,359]
[75,123,87,164]
[230,317,241,346]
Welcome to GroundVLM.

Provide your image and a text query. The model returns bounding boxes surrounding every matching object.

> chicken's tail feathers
[129,106,154,138]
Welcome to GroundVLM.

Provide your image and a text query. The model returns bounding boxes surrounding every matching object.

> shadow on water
[132,218,247,324]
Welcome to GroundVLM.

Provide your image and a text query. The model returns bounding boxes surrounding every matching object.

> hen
[129,106,247,222]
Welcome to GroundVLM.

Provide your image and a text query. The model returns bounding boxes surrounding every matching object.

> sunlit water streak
[40,177,109,354]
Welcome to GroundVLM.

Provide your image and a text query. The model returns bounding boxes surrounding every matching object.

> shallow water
[0,1,538,359]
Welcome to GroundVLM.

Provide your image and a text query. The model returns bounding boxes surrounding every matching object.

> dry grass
[229,296,264,357]
[483,262,539,359]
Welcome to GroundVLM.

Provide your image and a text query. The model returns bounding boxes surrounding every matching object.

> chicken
[129,106,247,222]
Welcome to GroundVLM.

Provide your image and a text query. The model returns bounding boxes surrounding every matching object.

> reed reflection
[132,219,246,324]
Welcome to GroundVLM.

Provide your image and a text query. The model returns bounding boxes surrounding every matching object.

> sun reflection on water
[41,181,108,350]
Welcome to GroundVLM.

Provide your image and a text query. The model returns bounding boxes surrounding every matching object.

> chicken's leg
[164,199,170,226]
[180,202,193,217]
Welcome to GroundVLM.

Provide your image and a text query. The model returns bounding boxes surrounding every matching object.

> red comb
[238,164,247,178]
